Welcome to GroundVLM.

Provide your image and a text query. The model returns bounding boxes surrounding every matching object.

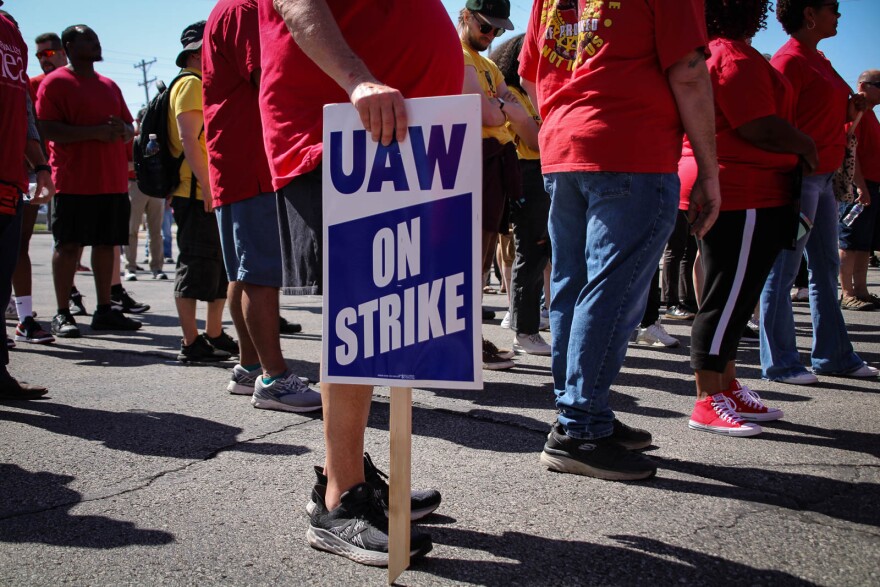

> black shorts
[277,166,323,296]
[51,193,130,247]
[172,198,227,302]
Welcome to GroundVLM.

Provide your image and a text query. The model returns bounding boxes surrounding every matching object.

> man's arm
[497,83,539,152]
[176,110,212,211]
[667,50,720,238]
[273,0,405,146]
[39,119,122,144]
[736,115,818,173]
[463,66,506,127]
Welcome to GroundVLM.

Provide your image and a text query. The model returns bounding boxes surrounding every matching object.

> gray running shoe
[227,364,260,395]
[251,370,322,413]
[51,313,81,338]
[306,483,432,567]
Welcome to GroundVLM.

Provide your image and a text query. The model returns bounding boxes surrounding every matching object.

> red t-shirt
[771,38,850,175]
[679,39,798,212]
[36,67,133,194]
[28,72,45,103]
[257,0,464,190]
[0,15,29,215]
[518,0,707,174]
[855,109,880,184]
[203,0,273,206]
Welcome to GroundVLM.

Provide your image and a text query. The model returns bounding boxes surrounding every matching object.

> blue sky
[6,0,878,114]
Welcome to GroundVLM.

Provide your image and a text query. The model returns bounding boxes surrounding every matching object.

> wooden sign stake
[387,386,412,584]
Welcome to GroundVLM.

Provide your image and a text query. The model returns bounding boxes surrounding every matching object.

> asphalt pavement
[1,232,878,586]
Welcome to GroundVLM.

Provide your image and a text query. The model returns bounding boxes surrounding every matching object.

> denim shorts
[838,181,880,251]
[216,192,283,287]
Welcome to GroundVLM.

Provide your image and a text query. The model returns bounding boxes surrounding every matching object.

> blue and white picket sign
[321,95,482,389]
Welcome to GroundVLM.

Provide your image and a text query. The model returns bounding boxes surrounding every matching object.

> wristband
[34,164,51,174]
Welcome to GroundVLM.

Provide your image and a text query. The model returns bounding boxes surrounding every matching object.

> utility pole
[134,58,157,107]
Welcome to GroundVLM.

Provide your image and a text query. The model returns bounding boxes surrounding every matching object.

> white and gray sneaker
[539,308,550,331]
[632,320,679,348]
[227,364,260,395]
[513,332,551,356]
[252,370,322,412]
[499,311,511,329]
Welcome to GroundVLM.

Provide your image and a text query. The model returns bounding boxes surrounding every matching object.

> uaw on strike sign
[321,95,482,389]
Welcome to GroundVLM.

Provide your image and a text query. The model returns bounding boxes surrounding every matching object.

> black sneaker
[541,422,657,481]
[611,418,652,450]
[110,289,150,314]
[69,291,88,316]
[482,308,495,321]
[91,309,142,331]
[51,313,81,338]
[178,334,232,363]
[205,329,239,356]
[305,453,442,521]
[306,482,432,567]
[279,316,303,334]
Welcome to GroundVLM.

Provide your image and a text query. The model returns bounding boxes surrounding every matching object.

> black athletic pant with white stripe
[691,205,791,372]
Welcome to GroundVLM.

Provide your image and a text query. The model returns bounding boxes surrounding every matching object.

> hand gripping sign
[321,95,482,581]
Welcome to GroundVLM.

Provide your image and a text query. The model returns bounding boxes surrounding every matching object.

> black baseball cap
[175,20,205,68]
[465,0,514,31]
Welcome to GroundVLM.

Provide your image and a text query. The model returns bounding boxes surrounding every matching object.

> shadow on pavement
[655,457,879,528]
[418,528,816,585]
[0,402,311,460]
[0,464,174,548]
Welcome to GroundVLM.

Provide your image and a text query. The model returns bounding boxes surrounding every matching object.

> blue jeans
[759,173,863,379]
[145,206,174,259]
[545,172,678,439]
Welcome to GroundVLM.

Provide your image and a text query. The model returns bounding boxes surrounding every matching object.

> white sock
[15,295,32,323]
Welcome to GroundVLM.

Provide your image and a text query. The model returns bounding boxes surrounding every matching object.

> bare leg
[91,245,115,306]
[227,282,257,365]
[543,263,551,310]
[53,243,79,310]
[694,369,723,401]
[175,297,199,345]
[243,283,286,376]
[205,298,227,338]
[322,383,373,510]
[839,249,858,298]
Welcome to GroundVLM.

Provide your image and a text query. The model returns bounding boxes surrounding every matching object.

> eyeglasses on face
[471,11,504,37]
[36,49,59,59]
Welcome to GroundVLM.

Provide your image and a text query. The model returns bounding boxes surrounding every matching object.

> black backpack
[133,71,201,198]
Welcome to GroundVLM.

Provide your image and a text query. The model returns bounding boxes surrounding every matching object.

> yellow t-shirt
[167,68,206,200]
[506,86,541,161]
[462,43,513,145]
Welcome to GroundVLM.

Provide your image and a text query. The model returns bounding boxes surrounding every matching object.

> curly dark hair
[776,0,827,35]
[489,34,526,92]
[706,0,771,40]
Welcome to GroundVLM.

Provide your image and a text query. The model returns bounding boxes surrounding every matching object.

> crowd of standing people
[1,0,878,570]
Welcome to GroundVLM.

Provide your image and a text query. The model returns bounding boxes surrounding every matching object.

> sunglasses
[864,81,880,89]
[820,1,840,12]
[36,48,59,59]
[471,11,504,37]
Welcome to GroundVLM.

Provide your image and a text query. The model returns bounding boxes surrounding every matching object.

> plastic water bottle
[842,203,864,227]
[144,133,160,157]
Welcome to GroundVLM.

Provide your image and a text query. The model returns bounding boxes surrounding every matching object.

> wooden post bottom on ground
[388,386,412,584]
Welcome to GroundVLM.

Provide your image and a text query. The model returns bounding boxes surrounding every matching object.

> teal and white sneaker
[227,364,260,395]
[252,370,322,413]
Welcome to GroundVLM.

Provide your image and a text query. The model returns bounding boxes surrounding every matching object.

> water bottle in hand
[842,203,864,227]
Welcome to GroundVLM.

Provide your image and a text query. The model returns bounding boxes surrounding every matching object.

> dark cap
[465,0,514,30]
[175,20,205,68]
